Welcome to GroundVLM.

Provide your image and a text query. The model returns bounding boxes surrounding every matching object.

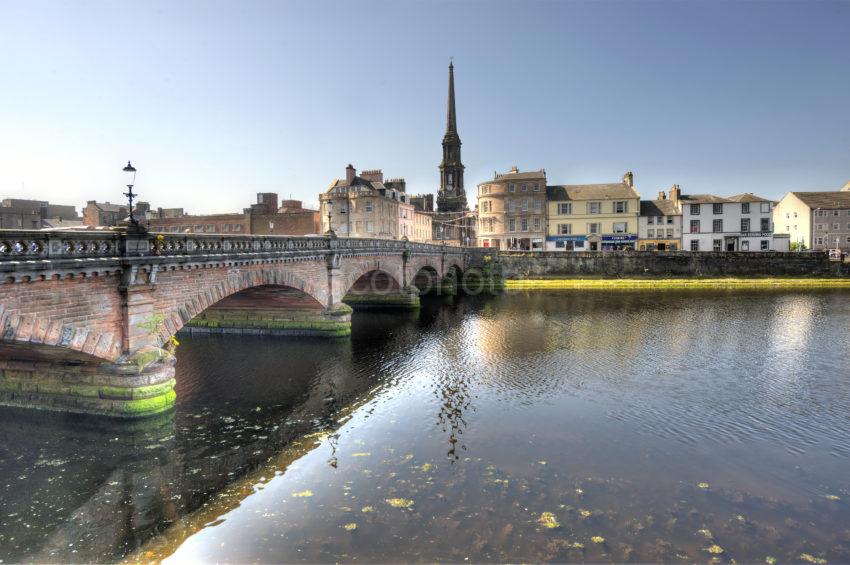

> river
[1,290,849,563]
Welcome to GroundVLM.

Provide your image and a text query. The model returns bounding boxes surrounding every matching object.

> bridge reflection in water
[0,305,426,563]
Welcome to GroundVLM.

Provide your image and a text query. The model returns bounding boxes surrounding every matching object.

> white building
[681,193,789,252]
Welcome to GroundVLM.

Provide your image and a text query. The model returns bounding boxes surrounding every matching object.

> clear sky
[1,0,848,214]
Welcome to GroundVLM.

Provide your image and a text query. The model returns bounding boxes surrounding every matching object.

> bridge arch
[149,264,329,348]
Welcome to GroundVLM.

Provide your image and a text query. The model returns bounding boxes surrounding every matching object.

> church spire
[438,59,465,213]
[446,60,457,135]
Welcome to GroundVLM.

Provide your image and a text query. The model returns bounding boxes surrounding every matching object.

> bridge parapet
[0,229,464,264]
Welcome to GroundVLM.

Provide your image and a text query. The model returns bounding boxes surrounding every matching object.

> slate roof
[491,170,547,182]
[727,193,772,203]
[640,199,680,217]
[546,183,640,201]
[789,191,850,209]
[678,194,732,204]
[93,202,127,212]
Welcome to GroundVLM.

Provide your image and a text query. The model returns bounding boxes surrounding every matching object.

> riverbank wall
[469,251,849,280]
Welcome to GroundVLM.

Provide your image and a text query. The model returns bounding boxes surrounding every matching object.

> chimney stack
[669,184,681,203]
[658,191,667,200]
[622,171,634,188]
[345,164,356,184]
[510,166,519,173]
[842,179,850,192]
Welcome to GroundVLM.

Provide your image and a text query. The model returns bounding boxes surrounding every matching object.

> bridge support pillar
[343,285,420,309]
[184,302,352,337]
[0,351,176,418]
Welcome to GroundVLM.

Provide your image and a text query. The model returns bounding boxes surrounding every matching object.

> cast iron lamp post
[123,161,138,225]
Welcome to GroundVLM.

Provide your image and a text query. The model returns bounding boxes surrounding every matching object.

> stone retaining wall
[490,251,849,279]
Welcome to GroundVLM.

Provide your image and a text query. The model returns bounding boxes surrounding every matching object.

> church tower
[437,61,466,213]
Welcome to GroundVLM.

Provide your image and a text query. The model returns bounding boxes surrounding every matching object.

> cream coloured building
[412,210,433,243]
[321,165,420,240]
[773,188,850,251]
[545,173,640,251]
[477,167,547,250]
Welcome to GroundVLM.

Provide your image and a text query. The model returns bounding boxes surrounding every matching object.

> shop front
[601,234,638,251]
[638,239,680,251]
[545,235,588,251]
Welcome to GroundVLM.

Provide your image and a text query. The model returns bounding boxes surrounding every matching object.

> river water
[1,290,849,563]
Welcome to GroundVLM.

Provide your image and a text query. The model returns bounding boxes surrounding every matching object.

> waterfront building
[638,185,683,251]
[83,200,130,227]
[477,167,547,250]
[1,198,80,229]
[413,210,433,243]
[433,61,476,246]
[320,165,417,240]
[773,188,850,251]
[145,193,320,235]
[545,172,640,251]
[681,191,788,251]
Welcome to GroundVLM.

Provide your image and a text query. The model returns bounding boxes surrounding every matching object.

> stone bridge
[0,228,469,418]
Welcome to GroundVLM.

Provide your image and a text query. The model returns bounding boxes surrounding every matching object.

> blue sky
[1,0,848,214]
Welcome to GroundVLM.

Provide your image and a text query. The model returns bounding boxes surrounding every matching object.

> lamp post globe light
[122,161,138,224]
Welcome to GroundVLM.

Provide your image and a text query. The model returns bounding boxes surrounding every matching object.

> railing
[0,229,464,262]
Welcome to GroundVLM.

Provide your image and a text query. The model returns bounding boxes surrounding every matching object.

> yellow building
[545,172,640,251]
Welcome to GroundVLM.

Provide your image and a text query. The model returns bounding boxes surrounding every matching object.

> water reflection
[1,290,850,563]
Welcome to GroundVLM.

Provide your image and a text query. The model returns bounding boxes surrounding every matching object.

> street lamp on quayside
[122,161,138,225]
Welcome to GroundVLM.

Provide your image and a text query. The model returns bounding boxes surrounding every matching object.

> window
[816,224,824,230]
[521,184,527,192]
[741,240,749,251]
[760,203,771,213]
[508,219,516,231]
[816,210,827,217]
[761,218,770,231]
[233,224,242,232]
[509,200,516,213]
[667,228,674,237]
[846,237,850,243]
[589,202,601,214]
[365,201,373,212]
[690,240,699,251]
[690,220,700,233]
[558,203,572,215]
[690,204,701,215]
[588,223,601,234]
[742,202,750,214]
[833,223,840,230]
[647,229,655,238]
[532,183,540,192]
[533,199,542,212]
[786,225,790,231]
[481,201,490,213]
[713,219,723,232]
[521,218,528,231]
[713,203,723,214]
[760,240,769,250]
[667,217,674,224]
[508,183,515,192]
[741,218,751,232]
[835,210,840,217]
[533,217,541,231]
[614,201,628,213]
[522,199,529,212]
[558,223,572,235]
[713,239,722,251]
[613,222,627,233]
[367,221,374,233]
[647,217,654,225]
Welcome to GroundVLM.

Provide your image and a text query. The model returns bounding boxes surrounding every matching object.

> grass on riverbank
[503,278,850,290]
